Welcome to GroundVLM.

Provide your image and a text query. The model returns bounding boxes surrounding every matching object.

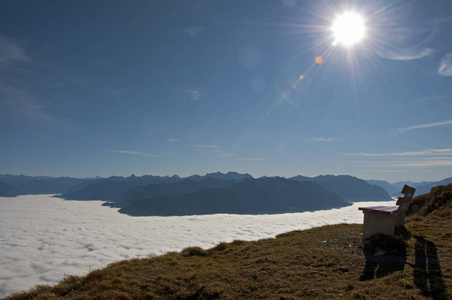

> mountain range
[290,175,390,201]
[367,176,452,196]
[119,177,350,216]
[1,172,450,216]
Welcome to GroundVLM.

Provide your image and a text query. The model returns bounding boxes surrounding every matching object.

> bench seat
[358,205,398,215]
[359,185,415,240]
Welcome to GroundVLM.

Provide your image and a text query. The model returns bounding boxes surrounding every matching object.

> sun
[331,12,366,47]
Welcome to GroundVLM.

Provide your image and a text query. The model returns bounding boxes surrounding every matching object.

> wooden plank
[358,205,398,215]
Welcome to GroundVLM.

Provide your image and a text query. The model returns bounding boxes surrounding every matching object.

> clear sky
[1,0,451,182]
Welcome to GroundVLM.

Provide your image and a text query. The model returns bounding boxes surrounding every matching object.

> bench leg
[393,213,405,227]
[362,211,396,240]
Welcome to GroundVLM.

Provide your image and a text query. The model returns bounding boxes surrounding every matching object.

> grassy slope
[7,186,452,300]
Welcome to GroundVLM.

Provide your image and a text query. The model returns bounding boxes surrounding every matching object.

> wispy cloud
[110,150,150,156]
[439,52,452,76]
[307,137,338,142]
[420,95,452,101]
[344,149,452,169]
[180,26,203,38]
[394,119,452,134]
[0,36,31,65]
[191,144,218,148]
[182,89,205,101]
[376,47,434,61]
[110,150,173,157]
[0,38,56,124]
[0,85,50,121]
[168,138,178,144]
[217,151,235,158]
[362,158,452,168]
[239,157,268,161]
[343,148,452,157]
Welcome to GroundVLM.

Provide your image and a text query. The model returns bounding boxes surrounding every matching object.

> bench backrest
[394,185,416,216]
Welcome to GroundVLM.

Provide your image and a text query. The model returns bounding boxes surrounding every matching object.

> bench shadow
[413,236,447,299]
[359,227,409,281]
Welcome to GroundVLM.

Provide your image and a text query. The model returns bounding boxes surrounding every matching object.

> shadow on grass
[359,227,409,281]
[413,236,447,299]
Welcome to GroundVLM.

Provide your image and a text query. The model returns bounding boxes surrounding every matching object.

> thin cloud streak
[420,95,452,101]
[110,150,173,157]
[191,144,218,148]
[110,150,150,156]
[307,137,338,142]
[0,36,31,65]
[439,52,452,76]
[376,47,434,61]
[239,157,268,161]
[363,160,452,168]
[394,119,452,134]
[343,149,452,157]
[0,85,51,122]
[179,26,203,38]
[182,89,205,101]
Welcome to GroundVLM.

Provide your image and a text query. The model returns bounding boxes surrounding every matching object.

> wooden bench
[359,185,416,240]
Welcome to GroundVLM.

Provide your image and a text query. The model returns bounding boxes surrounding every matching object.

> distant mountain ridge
[119,177,350,216]
[62,174,181,197]
[290,175,392,201]
[60,173,249,203]
[366,180,401,195]
[367,177,452,196]
[187,171,253,182]
[0,174,85,195]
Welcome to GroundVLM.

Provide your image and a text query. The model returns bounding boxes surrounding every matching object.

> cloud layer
[0,195,389,298]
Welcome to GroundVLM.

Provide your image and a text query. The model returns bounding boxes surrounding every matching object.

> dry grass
[6,185,452,299]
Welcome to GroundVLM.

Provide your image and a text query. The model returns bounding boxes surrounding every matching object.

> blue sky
[1,0,451,182]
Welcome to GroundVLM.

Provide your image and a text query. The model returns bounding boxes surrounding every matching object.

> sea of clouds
[0,195,395,298]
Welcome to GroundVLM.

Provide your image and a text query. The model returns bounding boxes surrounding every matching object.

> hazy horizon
[1,1,451,182]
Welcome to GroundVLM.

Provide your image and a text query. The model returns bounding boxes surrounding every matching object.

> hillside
[8,185,452,299]
[119,177,350,216]
[406,183,452,218]
[411,177,452,197]
[0,182,25,197]
[109,177,238,208]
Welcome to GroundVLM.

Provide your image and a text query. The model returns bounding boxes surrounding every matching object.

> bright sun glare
[332,12,366,47]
